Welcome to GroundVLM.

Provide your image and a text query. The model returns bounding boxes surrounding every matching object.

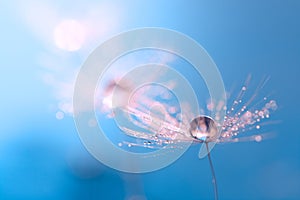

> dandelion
[98,75,278,200]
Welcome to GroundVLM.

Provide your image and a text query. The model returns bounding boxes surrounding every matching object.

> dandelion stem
[206,142,218,200]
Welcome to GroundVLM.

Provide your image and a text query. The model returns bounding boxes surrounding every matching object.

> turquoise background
[0,1,299,199]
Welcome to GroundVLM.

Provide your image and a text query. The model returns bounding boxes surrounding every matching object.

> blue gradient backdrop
[0,1,299,199]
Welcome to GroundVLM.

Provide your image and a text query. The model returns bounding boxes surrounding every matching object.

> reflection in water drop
[189,116,218,142]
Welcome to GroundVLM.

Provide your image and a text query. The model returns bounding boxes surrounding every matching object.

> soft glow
[55,111,64,120]
[53,19,86,51]
[88,119,97,127]
[102,95,113,109]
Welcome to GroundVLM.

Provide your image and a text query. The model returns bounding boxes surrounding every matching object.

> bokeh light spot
[53,19,86,51]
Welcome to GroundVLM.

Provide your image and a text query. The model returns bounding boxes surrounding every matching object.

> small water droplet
[255,135,262,142]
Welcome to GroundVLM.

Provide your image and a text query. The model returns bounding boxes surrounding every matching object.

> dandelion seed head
[96,75,277,150]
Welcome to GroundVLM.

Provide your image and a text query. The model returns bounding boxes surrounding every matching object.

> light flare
[53,19,86,51]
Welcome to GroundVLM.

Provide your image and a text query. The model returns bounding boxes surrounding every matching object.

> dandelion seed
[98,75,278,200]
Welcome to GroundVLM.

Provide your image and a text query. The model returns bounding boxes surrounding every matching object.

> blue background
[0,1,299,199]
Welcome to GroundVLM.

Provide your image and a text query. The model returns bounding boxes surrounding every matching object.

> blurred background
[0,0,299,199]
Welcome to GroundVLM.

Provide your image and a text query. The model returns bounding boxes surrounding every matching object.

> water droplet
[189,116,218,142]
[255,135,262,142]
[258,111,264,117]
